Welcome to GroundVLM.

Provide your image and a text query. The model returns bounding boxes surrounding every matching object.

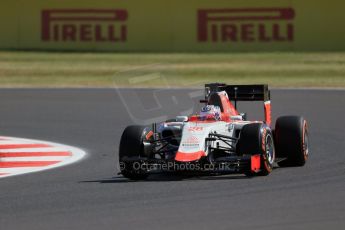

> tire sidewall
[260,125,275,174]
[302,120,309,161]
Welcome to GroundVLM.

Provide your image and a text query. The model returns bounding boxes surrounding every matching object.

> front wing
[120,154,261,175]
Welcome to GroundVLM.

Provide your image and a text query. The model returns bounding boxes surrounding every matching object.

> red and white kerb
[0,136,86,178]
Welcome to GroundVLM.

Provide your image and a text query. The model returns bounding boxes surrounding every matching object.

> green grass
[0,51,344,88]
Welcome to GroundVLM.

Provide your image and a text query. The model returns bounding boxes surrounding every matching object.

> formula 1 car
[118,83,309,179]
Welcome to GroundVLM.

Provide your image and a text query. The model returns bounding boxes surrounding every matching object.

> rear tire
[275,116,309,167]
[119,125,149,180]
[237,123,275,176]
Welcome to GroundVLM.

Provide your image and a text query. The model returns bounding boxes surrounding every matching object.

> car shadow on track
[80,173,250,183]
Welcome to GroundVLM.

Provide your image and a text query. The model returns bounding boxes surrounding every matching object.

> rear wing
[204,83,272,126]
[204,83,270,101]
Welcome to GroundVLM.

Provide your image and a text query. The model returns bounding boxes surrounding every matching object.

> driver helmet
[200,105,221,120]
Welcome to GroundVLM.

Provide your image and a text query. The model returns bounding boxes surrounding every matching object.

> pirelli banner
[1,0,345,51]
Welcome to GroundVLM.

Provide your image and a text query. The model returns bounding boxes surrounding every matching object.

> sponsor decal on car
[188,127,203,132]
[181,136,200,148]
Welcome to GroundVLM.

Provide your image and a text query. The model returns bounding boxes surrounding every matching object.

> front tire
[119,125,149,180]
[237,123,275,176]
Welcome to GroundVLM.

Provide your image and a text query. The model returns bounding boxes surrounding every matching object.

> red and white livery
[118,84,309,180]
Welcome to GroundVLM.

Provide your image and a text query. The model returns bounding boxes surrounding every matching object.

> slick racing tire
[275,116,309,167]
[119,125,149,180]
[237,123,275,177]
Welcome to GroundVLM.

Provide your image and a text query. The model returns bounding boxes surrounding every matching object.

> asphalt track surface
[0,88,344,230]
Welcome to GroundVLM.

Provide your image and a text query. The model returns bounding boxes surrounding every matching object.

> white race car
[119,83,309,180]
